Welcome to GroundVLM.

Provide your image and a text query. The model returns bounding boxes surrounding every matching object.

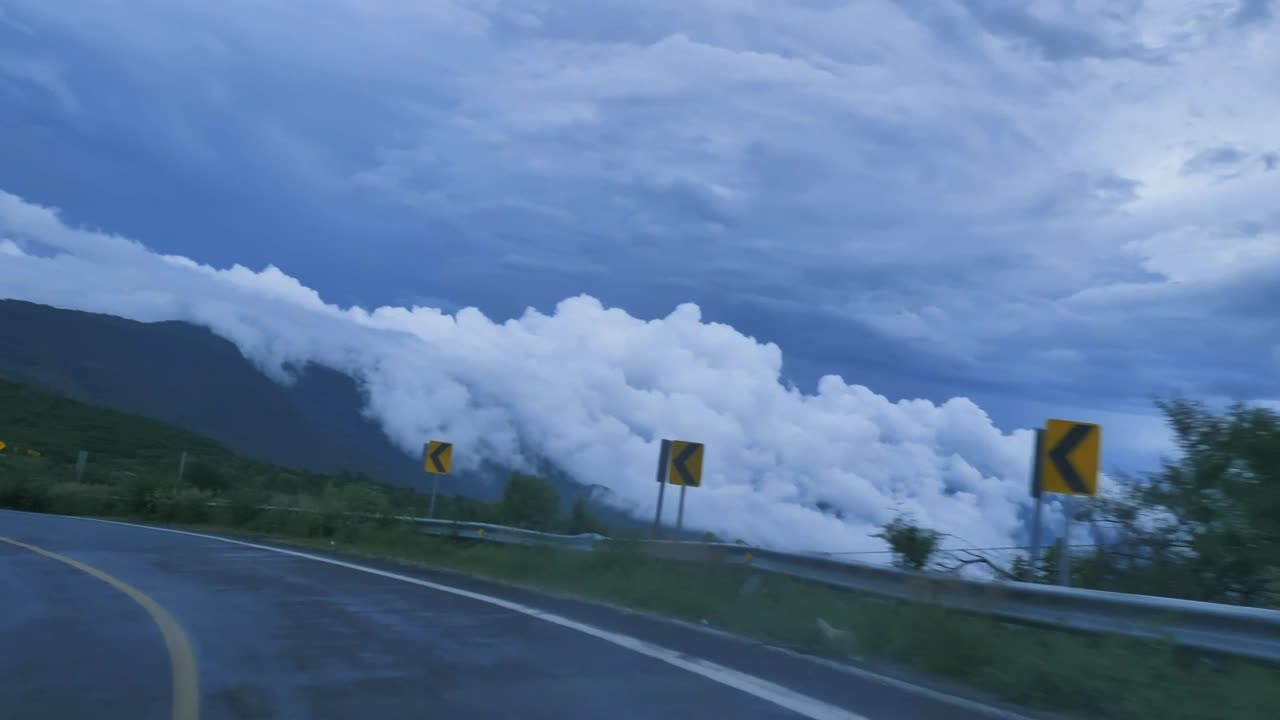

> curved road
[0,510,1035,720]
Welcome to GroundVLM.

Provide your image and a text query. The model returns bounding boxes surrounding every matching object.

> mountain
[0,300,654,529]
[0,299,414,475]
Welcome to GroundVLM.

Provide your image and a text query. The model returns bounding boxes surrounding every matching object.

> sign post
[1034,419,1102,587]
[1059,495,1075,586]
[1028,429,1045,575]
[676,484,687,532]
[666,440,704,534]
[76,450,88,482]
[424,440,453,518]
[651,439,672,539]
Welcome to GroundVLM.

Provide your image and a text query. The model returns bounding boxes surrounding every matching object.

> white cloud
[2,0,1278,413]
[3,0,1277,557]
[1126,225,1280,283]
[0,189,1038,554]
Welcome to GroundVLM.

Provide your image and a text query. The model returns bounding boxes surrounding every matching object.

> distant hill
[0,299,418,482]
[0,300,649,529]
[0,376,233,465]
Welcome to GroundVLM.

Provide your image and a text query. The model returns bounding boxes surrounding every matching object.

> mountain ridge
[0,299,698,533]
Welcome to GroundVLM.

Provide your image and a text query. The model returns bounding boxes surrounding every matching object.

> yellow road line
[0,536,200,720]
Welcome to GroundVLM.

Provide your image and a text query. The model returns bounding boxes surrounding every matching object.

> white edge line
[7,511,1040,720]
[9,512,865,720]
[631,610,1041,720]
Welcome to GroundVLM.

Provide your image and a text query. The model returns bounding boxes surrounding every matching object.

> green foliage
[425,493,496,523]
[8,377,1280,718]
[276,526,1279,720]
[121,474,167,516]
[222,487,265,527]
[565,495,606,535]
[874,514,942,571]
[184,460,228,493]
[498,471,561,531]
[0,378,230,464]
[0,473,52,512]
[1071,399,1280,605]
[0,378,498,528]
[1263,567,1280,610]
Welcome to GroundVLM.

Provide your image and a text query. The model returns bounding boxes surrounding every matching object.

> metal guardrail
[404,515,1280,663]
[192,501,1280,662]
[411,516,608,550]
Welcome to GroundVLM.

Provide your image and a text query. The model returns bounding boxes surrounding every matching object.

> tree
[184,460,228,493]
[565,496,606,535]
[1073,399,1280,606]
[498,472,560,531]
[874,514,942,571]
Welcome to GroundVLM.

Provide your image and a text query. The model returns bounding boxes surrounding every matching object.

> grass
[4,467,1280,720]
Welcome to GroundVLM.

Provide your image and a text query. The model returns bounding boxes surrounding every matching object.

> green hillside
[4,379,1279,720]
[0,299,448,487]
[0,377,608,535]
[0,300,625,514]
[0,377,231,464]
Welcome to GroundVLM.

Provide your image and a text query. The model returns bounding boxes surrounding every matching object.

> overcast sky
[1,1,1277,552]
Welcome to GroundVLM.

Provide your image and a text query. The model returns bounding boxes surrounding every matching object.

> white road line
[7,511,1040,719]
[4,511,1042,719]
[17,513,867,720]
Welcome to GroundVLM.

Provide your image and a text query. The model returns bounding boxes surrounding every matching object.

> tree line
[875,398,1280,609]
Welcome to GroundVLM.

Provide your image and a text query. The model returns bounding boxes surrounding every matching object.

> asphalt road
[0,510,1037,720]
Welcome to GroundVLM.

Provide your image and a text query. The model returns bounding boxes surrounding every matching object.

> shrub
[184,460,228,493]
[875,515,942,571]
[498,472,560,531]
[565,496,606,535]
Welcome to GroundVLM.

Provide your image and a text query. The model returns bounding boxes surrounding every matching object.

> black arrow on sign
[1049,424,1092,494]
[429,443,451,473]
[673,443,701,486]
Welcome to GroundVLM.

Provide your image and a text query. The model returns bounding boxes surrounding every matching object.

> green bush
[121,475,167,516]
[47,482,115,516]
[0,476,52,512]
[874,514,941,571]
[184,460,228,493]
[498,472,560,531]
[565,496,605,535]
[220,488,264,527]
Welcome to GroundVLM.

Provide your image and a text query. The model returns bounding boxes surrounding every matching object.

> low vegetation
[3,378,1280,719]
[877,399,1280,611]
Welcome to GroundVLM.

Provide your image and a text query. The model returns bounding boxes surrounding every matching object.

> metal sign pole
[676,484,687,532]
[1029,494,1044,579]
[1028,428,1045,578]
[428,475,439,519]
[75,450,88,482]
[1058,495,1074,587]
[652,439,672,539]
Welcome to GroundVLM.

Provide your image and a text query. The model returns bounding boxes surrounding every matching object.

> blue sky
[2,0,1278,487]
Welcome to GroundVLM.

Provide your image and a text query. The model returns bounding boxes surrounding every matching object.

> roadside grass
[4,471,1280,719]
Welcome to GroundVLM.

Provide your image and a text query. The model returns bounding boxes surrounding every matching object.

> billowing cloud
[1,1,1278,554]
[0,190,1040,555]
[1,0,1275,427]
